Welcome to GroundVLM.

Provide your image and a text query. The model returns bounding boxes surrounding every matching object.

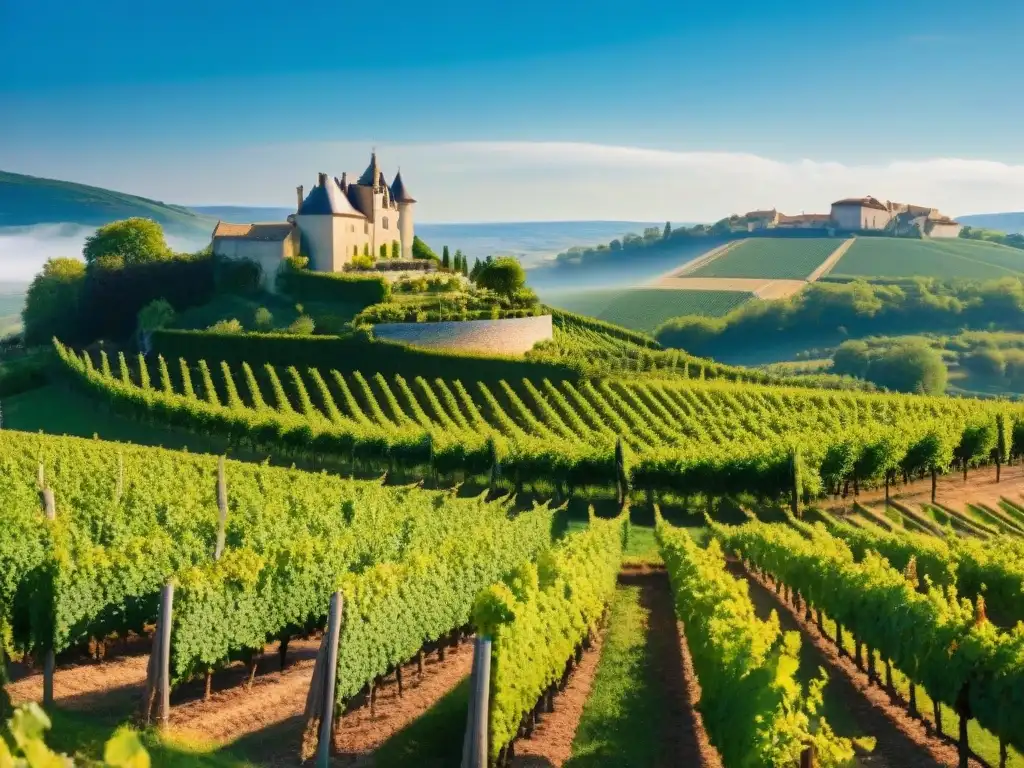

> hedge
[276,268,390,306]
[150,329,586,385]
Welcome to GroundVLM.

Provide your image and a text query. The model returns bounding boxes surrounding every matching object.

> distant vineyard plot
[829,237,1024,280]
[543,288,752,331]
[689,238,844,280]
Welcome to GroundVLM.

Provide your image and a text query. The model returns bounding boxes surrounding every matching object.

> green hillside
[828,237,1024,280]
[689,237,842,279]
[0,170,216,236]
[544,287,752,332]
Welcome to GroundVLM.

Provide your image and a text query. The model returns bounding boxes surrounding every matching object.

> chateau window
[364,223,369,234]
[383,217,389,230]
[353,245,358,256]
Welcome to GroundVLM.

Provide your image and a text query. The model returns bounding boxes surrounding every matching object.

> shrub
[253,307,274,330]
[287,315,316,335]
[349,255,374,270]
[208,318,243,333]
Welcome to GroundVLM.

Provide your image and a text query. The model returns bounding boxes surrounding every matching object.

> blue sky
[2,0,1024,220]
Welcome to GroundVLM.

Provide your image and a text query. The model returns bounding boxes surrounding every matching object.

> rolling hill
[0,170,217,237]
[826,236,1024,280]
[957,212,1024,234]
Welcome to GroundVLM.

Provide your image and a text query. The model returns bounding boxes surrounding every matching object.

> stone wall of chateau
[372,315,553,357]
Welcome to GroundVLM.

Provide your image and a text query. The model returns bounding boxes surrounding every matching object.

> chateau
[210,152,416,287]
[739,197,962,238]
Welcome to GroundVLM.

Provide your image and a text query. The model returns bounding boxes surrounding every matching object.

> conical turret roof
[357,152,380,186]
[390,170,416,203]
[298,173,364,216]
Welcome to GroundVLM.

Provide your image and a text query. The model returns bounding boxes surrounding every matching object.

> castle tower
[390,170,416,260]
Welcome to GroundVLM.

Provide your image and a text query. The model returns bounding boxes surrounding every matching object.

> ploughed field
[828,237,1024,280]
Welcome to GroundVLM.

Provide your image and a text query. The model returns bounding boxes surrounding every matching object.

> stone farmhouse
[737,197,962,238]
[210,151,416,287]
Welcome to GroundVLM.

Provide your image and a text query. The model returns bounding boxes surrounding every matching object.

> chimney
[296,185,303,212]
[341,172,347,190]
[317,172,328,186]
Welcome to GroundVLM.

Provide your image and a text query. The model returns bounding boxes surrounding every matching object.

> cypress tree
[442,245,451,269]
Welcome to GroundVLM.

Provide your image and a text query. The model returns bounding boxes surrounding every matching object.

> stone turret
[391,170,416,260]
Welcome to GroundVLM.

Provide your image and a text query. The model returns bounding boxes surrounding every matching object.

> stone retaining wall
[372,315,553,357]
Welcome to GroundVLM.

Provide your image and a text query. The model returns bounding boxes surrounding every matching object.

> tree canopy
[22,258,86,345]
[83,218,172,266]
[865,343,947,395]
[476,256,526,299]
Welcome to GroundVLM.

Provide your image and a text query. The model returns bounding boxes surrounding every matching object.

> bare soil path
[732,561,978,768]
[821,463,1024,519]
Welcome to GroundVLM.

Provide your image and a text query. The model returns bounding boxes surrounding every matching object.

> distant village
[732,196,962,238]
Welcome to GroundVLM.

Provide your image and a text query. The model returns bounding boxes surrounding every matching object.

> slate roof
[831,196,889,211]
[390,170,416,203]
[299,173,365,217]
[212,221,294,241]
[357,152,380,186]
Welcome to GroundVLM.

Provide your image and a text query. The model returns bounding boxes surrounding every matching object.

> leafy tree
[476,257,526,299]
[442,245,451,269]
[609,239,622,251]
[831,340,871,378]
[83,218,171,266]
[22,257,86,345]
[866,343,947,394]
[663,221,672,239]
[254,307,274,330]
[470,257,484,282]
[412,236,438,261]
[391,240,400,259]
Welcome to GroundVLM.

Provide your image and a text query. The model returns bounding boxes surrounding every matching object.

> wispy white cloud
[6,141,1024,223]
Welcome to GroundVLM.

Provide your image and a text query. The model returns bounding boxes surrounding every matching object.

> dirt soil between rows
[733,561,980,768]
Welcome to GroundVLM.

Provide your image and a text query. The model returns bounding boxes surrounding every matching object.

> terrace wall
[373,314,553,356]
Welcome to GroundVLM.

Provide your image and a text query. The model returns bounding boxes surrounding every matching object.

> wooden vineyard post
[461,635,492,768]
[300,591,343,767]
[614,436,627,509]
[214,456,228,561]
[157,582,174,726]
[800,744,816,768]
[40,476,56,708]
[317,592,343,768]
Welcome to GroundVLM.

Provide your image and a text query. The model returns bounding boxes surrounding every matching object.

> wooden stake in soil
[214,456,228,561]
[301,591,343,766]
[151,581,175,727]
[461,635,492,768]
[40,483,56,708]
[316,592,343,768]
